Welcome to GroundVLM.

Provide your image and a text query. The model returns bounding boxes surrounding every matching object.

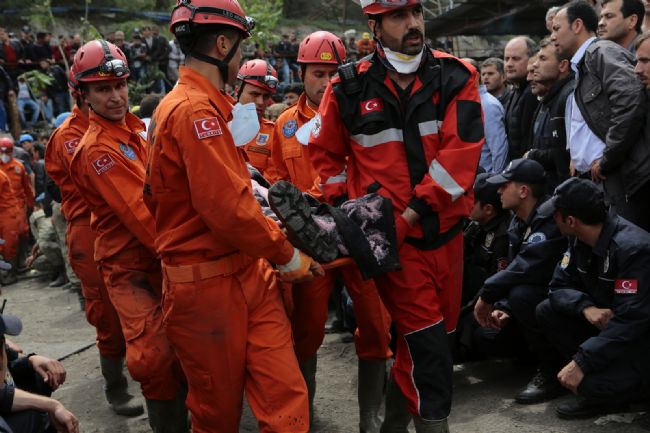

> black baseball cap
[486,158,546,186]
[0,313,22,336]
[474,173,502,208]
[537,177,605,219]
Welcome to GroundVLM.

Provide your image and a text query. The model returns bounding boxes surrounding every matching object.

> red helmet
[237,60,278,93]
[0,137,14,154]
[73,40,130,82]
[170,0,255,38]
[361,0,421,15]
[68,64,81,99]
[298,31,346,65]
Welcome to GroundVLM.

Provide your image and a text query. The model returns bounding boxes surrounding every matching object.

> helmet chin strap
[191,34,241,84]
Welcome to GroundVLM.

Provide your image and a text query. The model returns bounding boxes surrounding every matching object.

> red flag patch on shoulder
[92,154,116,175]
[194,117,222,140]
[360,98,384,115]
[614,279,638,294]
[63,138,80,154]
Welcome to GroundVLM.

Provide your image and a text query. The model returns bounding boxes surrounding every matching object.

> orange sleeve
[264,120,292,184]
[84,146,157,254]
[178,109,294,265]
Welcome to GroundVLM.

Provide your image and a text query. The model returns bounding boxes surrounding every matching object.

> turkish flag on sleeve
[614,279,638,294]
[194,117,223,140]
[92,154,116,175]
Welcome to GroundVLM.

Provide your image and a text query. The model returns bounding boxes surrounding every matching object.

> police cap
[537,177,605,220]
[486,158,546,186]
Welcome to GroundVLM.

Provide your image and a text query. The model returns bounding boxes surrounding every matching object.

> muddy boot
[145,389,189,433]
[268,181,339,263]
[299,356,318,428]
[358,359,386,433]
[412,417,449,433]
[100,356,144,417]
[380,376,411,433]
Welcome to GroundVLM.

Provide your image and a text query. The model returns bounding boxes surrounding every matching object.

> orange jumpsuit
[266,93,392,363]
[0,170,22,262]
[45,105,126,359]
[144,66,308,433]
[69,111,183,400]
[0,158,34,237]
[244,118,275,174]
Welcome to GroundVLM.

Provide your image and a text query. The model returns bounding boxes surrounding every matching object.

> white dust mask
[0,154,10,164]
[383,46,424,74]
[228,102,260,147]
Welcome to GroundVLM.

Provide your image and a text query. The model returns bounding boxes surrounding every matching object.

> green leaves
[240,0,284,49]
[17,70,54,95]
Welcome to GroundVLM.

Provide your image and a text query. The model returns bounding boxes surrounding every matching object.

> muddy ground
[3,275,649,432]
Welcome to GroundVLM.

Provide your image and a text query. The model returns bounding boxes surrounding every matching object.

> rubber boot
[358,359,386,433]
[99,356,144,417]
[145,388,189,433]
[412,417,449,433]
[299,356,318,428]
[380,376,411,433]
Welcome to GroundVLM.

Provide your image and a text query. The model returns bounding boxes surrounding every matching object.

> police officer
[474,159,567,404]
[310,1,485,430]
[535,178,650,419]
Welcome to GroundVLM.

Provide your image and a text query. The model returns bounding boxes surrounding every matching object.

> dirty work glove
[278,248,325,283]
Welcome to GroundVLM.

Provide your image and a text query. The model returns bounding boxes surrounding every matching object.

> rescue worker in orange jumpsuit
[309,1,484,431]
[144,1,322,431]
[0,167,22,285]
[238,59,278,174]
[265,31,392,433]
[68,39,187,432]
[0,136,33,278]
[45,65,143,417]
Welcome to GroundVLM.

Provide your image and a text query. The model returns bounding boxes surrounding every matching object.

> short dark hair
[564,0,599,33]
[480,57,505,75]
[602,0,645,33]
[32,143,45,158]
[515,181,546,200]
[557,202,607,225]
[139,94,162,118]
[177,25,240,57]
[539,37,563,61]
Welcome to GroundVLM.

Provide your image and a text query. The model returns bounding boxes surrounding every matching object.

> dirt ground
[3,275,649,433]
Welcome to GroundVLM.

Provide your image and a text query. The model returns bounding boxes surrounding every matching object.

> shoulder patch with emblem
[194,117,222,140]
[256,133,269,146]
[560,251,571,270]
[311,114,322,139]
[119,143,137,161]
[64,139,80,154]
[92,154,116,175]
[527,232,546,244]
[283,119,298,138]
[15,166,21,174]
[614,279,638,295]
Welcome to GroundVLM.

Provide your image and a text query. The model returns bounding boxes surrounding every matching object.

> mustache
[402,29,424,44]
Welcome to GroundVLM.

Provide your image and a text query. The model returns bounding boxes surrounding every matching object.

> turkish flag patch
[614,279,638,294]
[92,154,116,175]
[63,139,80,154]
[360,98,384,115]
[194,117,222,140]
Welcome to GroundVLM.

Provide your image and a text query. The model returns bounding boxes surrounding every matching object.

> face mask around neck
[0,154,10,164]
[382,45,424,74]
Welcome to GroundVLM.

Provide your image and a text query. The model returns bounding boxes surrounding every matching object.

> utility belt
[162,252,254,283]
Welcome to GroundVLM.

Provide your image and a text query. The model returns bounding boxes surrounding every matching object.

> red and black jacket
[310,48,484,249]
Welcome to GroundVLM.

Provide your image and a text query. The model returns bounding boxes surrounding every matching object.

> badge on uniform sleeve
[119,143,137,161]
[64,139,80,154]
[283,119,298,138]
[484,232,495,248]
[527,232,546,244]
[256,133,269,146]
[15,166,21,174]
[614,279,638,294]
[92,154,116,175]
[311,114,322,139]
[194,117,222,140]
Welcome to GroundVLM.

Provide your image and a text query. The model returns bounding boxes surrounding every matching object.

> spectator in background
[480,57,510,106]
[31,32,52,63]
[38,59,68,115]
[552,1,646,226]
[19,26,34,65]
[16,77,40,128]
[129,35,147,81]
[167,36,184,83]
[0,65,14,132]
[265,103,289,122]
[283,82,303,105]
[113,31,130,65]
[644,0,650,31]
[38,93,53,125]
[464,58,509,173]
[289,33,300,81]
[0,27,25,80]
[274,34,293,87]
[150,25,170,91]
[503,36,539,159]
[527,38,574,192]
[526,53,547,98]
[598,0,645,53]
[546,6,562,32]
